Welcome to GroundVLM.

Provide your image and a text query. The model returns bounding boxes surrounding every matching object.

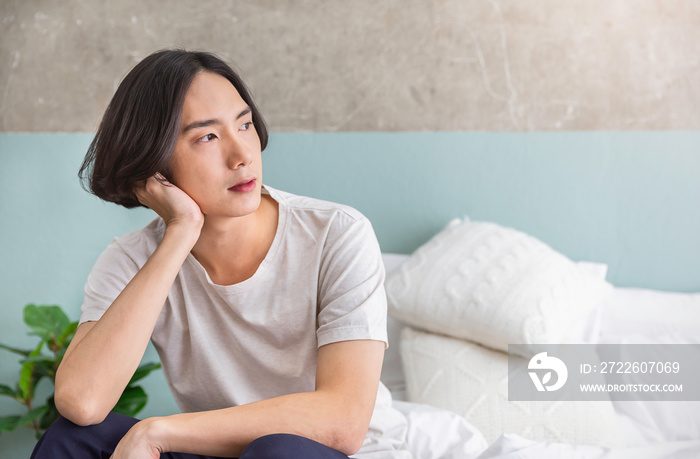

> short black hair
[79,49,269,208]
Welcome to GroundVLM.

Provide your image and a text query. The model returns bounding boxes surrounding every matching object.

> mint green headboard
[1,131,698,317]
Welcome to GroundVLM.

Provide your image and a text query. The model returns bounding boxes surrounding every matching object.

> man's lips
[228,178,256,193]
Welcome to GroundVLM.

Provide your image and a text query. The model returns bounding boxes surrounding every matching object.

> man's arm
[112,339,385,457]
[55,175,204,426]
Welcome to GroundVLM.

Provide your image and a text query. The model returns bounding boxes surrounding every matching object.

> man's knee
[240,433,349,459]
[31,413,139,459]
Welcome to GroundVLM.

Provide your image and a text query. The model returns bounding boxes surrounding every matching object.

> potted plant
[0,304,161,439]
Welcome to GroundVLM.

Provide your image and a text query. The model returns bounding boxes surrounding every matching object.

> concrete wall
[2,0,699,132]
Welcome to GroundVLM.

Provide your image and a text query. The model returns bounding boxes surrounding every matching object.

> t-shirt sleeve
[80,239,140,325]
[316,213,388,349]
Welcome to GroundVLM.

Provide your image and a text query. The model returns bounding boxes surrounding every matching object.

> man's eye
[241,122,253,131]
[198,134,215,142]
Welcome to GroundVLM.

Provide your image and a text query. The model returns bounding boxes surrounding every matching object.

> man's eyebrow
[181,107,252,134]
[236,107,252,120]
[182,119,220,134]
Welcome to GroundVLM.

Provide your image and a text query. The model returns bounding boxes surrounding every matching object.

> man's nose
[225,135,253,169]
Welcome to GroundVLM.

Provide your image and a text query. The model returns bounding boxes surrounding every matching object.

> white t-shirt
[80,185,411,458]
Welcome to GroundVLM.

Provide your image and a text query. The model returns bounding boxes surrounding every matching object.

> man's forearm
[140,389,368,457]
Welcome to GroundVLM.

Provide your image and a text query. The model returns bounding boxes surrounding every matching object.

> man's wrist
[161,222,201,252]
[138,416,172,453]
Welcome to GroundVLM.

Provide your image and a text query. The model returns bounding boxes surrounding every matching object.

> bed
[376,218,700,458]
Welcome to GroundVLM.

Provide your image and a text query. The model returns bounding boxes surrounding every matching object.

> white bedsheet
[477,435,700,459]
[394,400,700,459]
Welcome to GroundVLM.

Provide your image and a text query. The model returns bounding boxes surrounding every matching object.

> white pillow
[599,287,700,345]
[400,327,621,446]
[563,261,609,344]
[381,253,411,399]
[385,218,612,356]
[596,287,700,445]
[381,254,608,399]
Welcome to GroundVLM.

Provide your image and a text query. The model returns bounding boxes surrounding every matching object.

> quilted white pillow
[385,218,612,355]
[401,327,620,446]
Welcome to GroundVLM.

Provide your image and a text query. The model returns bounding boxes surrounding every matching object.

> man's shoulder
[266,185,366,224]
[110,217,164,259]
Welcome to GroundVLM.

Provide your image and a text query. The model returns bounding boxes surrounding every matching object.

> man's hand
[111,418,166,459]
[133,173,204,231]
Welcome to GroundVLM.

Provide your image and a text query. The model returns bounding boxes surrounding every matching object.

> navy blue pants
[31,412,351,458]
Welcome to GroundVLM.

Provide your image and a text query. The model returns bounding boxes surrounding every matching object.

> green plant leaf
[0,343,31,357]
[39,396,59,430]
[23,304,70,342]
[112,386,148,417]
[32,359,56,378]
[18,339,45,401]
[0,415,22,433]
[19,405,50,426]
[19,355,56,365]
[54,347,68,362]
[27,365,53,404]
[129,362,162,385]
[57,321,78,348]
[0,384,18,398]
